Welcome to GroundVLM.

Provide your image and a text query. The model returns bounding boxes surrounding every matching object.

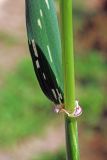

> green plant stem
[60,0,79,160]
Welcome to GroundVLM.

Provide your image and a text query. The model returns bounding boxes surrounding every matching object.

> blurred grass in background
[32,149,66,160]
[0,58,54,147]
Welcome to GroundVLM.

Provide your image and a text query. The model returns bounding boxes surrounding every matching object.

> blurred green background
[0,0,107,160]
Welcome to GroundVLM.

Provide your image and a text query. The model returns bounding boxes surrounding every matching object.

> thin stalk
[60,0,80,160]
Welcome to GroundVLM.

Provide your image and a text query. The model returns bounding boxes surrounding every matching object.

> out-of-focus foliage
[0,58,55,147]
[75,52,106,126]
[32,149,66,160]
[0,31,20,47]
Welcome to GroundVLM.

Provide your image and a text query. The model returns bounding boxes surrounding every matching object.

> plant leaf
[25,0,63,104]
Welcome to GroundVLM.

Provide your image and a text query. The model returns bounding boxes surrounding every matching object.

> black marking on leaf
[28,40,64,104]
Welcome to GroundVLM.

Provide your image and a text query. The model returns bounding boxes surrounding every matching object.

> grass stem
[60,0,80,159]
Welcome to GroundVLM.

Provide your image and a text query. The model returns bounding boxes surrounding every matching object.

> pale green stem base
[65,117,79,160]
